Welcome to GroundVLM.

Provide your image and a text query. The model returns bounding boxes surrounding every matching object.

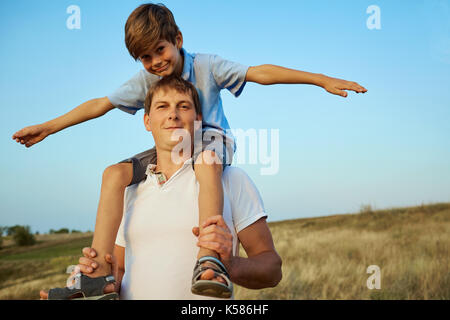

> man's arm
[12,96,115,147]
[196,216,282,289]
[246,64,367,97]
[231,218,282,289]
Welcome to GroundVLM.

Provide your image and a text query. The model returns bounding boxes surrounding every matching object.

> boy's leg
[89,147,157,279]
[194,150,223,263]
[89,162,133,278]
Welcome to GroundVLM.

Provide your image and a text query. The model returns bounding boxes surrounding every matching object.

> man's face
[139,33,183,77]
[144,87,200,152]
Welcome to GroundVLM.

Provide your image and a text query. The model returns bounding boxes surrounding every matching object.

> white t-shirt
[115,159,267,300]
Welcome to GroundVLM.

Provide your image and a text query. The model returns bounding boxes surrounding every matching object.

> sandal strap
[192,256,229,283]
[48,274,115,300]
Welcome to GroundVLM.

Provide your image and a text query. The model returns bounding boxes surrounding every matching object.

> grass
[1,203,449,299]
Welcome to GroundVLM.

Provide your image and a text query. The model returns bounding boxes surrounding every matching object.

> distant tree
[13,226,36,246]
[71,230,81,234]
[7,225,22,236]
[0,227,4,250]
[54,228,70,234]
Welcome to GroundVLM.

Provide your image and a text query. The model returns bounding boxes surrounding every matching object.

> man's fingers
[192,227,200,237]
[39,290,49,300]
[202,215,229,230]
[105,253,115,264]
[197,240,223,253]
[82,247,97,258]
[198,232,228,244]
[199,224,232,240]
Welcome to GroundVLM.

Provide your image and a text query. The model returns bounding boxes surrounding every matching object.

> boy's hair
[125,3,180,61]
[144,75,202,116]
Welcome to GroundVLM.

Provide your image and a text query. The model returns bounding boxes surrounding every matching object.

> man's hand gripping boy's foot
[40,249,118,300]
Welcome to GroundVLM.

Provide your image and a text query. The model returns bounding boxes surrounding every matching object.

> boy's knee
[102,163,133,187]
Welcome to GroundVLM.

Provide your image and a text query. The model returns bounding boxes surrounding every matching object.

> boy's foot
[42,273,117,300]
[191,256,233,298]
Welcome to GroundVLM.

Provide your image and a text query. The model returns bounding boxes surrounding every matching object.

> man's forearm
[246,64,327,87]
[228,251,282,289]
[44,97,115,135]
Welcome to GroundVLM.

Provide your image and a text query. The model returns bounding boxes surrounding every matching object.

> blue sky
[1,0,449,233]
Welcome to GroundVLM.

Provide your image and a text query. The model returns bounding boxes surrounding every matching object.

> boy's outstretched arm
[245,64,367,98]
[12,97,115,148]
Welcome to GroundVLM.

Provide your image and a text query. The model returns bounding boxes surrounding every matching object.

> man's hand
[321,76,367,98]
[192,215,234,272]
[12,124,51,148]
[39,247,118,299]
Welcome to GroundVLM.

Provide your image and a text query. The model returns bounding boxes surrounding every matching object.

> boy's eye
[157,46,164,52]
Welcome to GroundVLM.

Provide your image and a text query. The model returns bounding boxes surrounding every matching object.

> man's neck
[154,147,190,179]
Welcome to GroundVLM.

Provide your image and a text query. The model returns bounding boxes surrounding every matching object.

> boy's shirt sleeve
[107,70,159,115]
[209,55,249,98]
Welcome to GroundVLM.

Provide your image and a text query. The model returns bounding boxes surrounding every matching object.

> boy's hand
[321,76,367,98]
[12,124,51,148]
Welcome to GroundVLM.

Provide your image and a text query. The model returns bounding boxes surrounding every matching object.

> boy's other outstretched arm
[12,97,115,148]
[245,64,367,98]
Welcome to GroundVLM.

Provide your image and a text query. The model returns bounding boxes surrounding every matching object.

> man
[40,75,282,299]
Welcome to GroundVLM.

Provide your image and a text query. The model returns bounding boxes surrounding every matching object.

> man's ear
[144,113,152,132]
[176,31,183,50]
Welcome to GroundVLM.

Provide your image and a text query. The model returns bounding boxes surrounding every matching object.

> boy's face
[139,33,183,77]
[144,87,201,152]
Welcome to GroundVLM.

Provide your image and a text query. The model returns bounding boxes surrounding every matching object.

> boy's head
[143,76,202,152]
[125,3,184,77]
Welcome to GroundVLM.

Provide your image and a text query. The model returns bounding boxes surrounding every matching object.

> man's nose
[167,107,179,120]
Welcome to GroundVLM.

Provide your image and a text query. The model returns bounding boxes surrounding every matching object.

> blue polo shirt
[107,48,249,148]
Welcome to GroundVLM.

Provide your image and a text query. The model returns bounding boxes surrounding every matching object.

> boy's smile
[139,33,184,77]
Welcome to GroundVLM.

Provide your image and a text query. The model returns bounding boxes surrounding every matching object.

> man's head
[143,76,202,153]
[125,3,183,77]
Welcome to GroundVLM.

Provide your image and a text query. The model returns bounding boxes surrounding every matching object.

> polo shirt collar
[180,48,193,81]
[145,157,193,185]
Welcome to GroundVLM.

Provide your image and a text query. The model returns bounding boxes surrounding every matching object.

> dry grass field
[1,203,449,300]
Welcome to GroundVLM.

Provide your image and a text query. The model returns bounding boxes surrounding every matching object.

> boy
[13,3,367,299]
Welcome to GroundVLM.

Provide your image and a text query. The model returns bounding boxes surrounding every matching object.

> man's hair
[144,75,202,116]
[125,3,180,61]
